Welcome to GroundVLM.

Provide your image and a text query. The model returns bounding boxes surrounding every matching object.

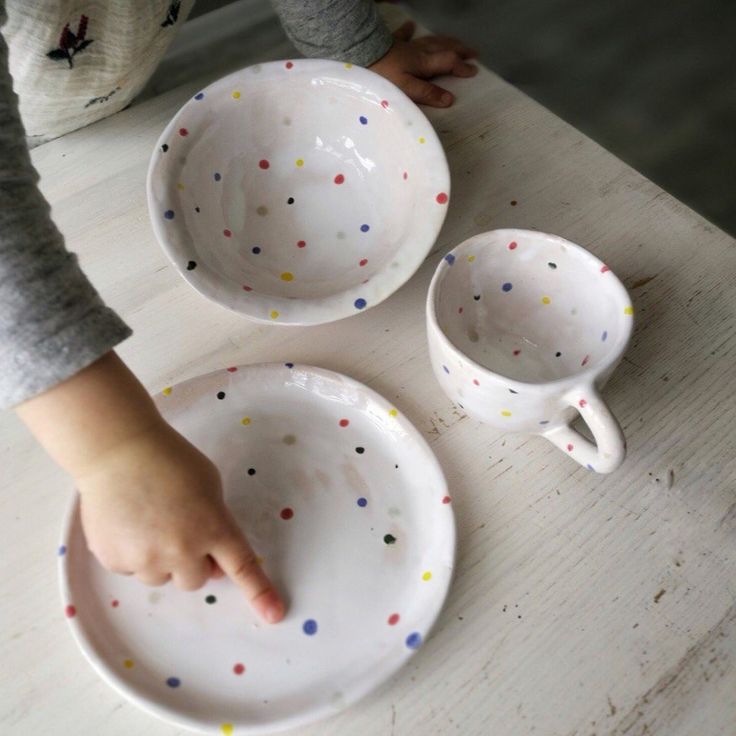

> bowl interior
[149,61,449,322]
[434,231,633,383]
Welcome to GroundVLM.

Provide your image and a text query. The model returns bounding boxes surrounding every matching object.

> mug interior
[434,231,633,383]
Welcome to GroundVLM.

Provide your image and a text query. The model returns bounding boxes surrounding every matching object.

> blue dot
[445,254,456,265]
[285,362,294,368]
[214,172,221,181]
[406,632,422,649]
[502,282,513,292]
[166,677,181,688]
[354,298,367,309]
[303,619,318,635]
[164,210,175,220]
[587,464,595,471]
[194,92,205,100]
[360,224,370,232]
[357,497,367,507]
[359,115,368,125]
[539,420,550,425]
[252,246,261,254]
[442,365,450,374]
[58,545,66,556]
[601,330,608,342]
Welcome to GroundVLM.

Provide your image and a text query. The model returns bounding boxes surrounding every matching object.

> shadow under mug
[426,229,634,473]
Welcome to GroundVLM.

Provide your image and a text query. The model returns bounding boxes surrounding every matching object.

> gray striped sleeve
[0,15,131,409]
[271,0,393,67]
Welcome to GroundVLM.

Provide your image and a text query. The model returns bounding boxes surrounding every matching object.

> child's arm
[270,0,477,106]
[0,21,284,623]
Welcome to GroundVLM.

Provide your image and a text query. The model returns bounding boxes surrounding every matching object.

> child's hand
[77,421,285,623]
[16,351,285,624]
[369,21,478,108]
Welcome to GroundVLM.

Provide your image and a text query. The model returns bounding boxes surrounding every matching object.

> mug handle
[543,385,626,473]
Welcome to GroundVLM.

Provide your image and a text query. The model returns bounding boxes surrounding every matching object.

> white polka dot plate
[147,60,450,325]
[60,363,454,734]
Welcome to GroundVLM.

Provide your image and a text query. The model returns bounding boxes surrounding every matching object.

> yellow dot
[419,136,426,144]
[542,296,551,305]
[389,408,398,417]
[281,272,294,282]
[270,310,280,320]
[467,255,475,262]
[501,410,512,417]
[231,91,241,99]
[241,416,251,426]
[624,305,634,315]
[123,659,134,669]
[344,63,353,69]
[221,725,234,736]
[162,387,172,396]
[422,571,432,581]
[255,556,264,566]
[295,158,304,167]
[176,182,185,190]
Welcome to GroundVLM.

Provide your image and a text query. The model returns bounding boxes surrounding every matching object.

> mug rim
[426,228,634,392]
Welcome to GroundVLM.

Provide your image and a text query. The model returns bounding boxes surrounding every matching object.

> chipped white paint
[1,4,735,736]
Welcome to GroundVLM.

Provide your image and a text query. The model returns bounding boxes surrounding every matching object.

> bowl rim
[147,59,451,326]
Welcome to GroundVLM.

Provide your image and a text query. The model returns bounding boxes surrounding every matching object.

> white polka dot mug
[426,229,634,473]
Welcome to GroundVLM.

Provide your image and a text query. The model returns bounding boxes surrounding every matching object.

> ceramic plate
[147,60,450,326]
[59,364,454,734]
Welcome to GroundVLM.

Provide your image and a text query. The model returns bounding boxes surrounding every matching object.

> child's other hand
[77,421,285,623]
[369,21,478,108]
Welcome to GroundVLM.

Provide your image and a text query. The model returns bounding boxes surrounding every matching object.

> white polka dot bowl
[60,363,454,734]
[427,229,634,473]
[147,60,450,325]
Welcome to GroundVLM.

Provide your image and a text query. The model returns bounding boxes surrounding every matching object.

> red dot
[359,258,368,267]
[581,355,590,366]
[473,379,480,386]
[280,507,294,520]
[403,171,408,180]
[334,174,345,185]
[388,613,400,625]
[243,285,252,292]
[381,100,389,109]
[65,605,76,618]
[233,663,245,675]
[179,128,188,137]
[579,399,587,408]
[567,444,574,452]
[259,159,270,170]
[508,241,518,250]
[513,349,521,356]
[227,367,238,373]
[436,192,449,204]
[111,600,119,608]
[223,229,232,238]
[442,496,452,504]
[339,419,349,427]
[297,240,306,248]
[285,61,294,69]
[600,265,610,273]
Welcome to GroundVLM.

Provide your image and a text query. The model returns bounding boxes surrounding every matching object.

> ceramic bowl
[147,60,450,326]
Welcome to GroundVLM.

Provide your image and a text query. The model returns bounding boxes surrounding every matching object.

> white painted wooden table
[2,5,736,736]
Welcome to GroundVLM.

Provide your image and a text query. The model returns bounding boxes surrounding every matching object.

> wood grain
[1,4,735,736]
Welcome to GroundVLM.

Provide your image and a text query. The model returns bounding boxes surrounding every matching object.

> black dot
[194,206,200,213]
[217,391,226,400]
[383,534,397,545]
[509,389,518,394]
[248,468,256,476]
[287,197,294,204]
[548,262,557,269]
[205,595,216,604]
[161,144,169,153]
[355,447,365,454]
[555,352,562,357]
[186,260,197,270]
[473,295,481,301]
[395,464,399,469]
[510,200,517,206]
[285,362,294,368]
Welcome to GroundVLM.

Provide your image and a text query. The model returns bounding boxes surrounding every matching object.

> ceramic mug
[426,229,634,473]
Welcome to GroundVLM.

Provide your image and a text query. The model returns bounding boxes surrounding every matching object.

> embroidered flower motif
[161,1,182,27]
[47,15,93,69]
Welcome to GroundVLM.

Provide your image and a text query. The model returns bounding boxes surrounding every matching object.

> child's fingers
[452,60,479,78]
[427,36,478,59]
[420,49,463,77]
[136,570,171,586]
[212,529,285,623]
[208,555,225,579]
[172,556,212,591]
[392,20,415,42]
[402,76,454,107]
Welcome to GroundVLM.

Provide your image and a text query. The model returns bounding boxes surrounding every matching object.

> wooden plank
[2,5,735,736]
